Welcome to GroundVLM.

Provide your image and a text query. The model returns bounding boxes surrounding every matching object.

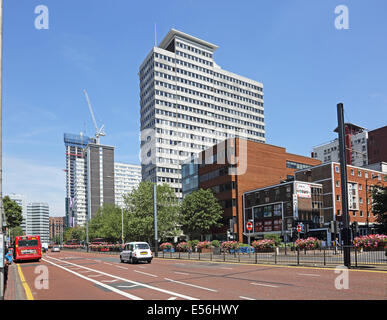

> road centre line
[134,270,158,277]
[164,278,217,292]
[42,258,142,300]
[44,256,198,300]
[250,282,279,288]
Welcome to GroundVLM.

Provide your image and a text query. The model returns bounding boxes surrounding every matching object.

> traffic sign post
[246,221,253,253]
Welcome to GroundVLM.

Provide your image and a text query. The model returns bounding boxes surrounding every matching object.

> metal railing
[156,246,387,268]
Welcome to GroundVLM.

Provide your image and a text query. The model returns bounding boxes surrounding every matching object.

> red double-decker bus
[14,235,42,262]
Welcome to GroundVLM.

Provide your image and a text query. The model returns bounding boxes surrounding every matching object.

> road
[15,250,387,300]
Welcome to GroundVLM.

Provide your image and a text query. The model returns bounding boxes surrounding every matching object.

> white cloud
[3,156,65,217]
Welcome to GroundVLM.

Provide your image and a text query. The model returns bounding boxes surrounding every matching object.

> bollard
[297,248,300,265]
[323,248,326,266]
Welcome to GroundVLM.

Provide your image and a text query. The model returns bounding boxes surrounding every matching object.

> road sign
[246,221,253,231]
[297,224,302,233]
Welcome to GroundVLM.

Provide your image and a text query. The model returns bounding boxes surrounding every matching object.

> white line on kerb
[42,258,142,300]
[250,282,279,288]
[164,278,217,292]
[44,256,198,300]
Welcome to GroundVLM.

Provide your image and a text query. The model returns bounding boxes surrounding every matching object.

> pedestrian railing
[155,246,387,269]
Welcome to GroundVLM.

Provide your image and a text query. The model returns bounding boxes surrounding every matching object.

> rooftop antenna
[154,23,157,47]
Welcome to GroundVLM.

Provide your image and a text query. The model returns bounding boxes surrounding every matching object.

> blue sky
[3,0,387,216]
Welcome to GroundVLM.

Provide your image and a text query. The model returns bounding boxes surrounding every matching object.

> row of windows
[159,47,262,92]
[176,41,213,58]
[286,160,312,170]
[154,71,264,114]
[176,50,213,66]
[155,80,263,114]
[156,137,206,151]
[334,165,383,180]
[154,102,264,130]
[157,176,182,184]
[155,52,262,96]
[154,62,264,106]
[156,127,216,143]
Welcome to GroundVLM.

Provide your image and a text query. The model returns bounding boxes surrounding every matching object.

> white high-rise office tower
[26,202,49,243]
[139,29,265,198]
[114,163,142,207]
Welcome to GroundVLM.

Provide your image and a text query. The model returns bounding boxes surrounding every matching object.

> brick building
[49,217,65,242]
[367,125,387,165]
[295,162,387,235]
[182,138,321,242]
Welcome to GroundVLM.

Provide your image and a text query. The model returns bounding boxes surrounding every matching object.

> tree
[3,196,23,229]
[89,204,123,242]
[63,226,85,243]
[124,182,180,244]
[372,186,387,234]
[179,188,223,240]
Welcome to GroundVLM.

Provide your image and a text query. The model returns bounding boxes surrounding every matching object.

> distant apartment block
[27,202,49,243]
[312,123,368,167]
[85,143,115,219]
[64,133,95,227]
[49,216,65,242]
[114,162,141,207]
[8,193,27,235]
[139,29,265,199]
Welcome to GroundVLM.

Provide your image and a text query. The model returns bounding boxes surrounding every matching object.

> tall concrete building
[85,143,115,219]
[8,193,27,235]
[139,29,265,199]
[114,162,141,207]
[26,202,50,243]
[64,133,95,227]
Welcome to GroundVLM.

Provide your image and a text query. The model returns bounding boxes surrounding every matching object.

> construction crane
[83,89,105,144]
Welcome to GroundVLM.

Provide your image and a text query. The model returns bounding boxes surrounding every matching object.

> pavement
[4,262,27,300]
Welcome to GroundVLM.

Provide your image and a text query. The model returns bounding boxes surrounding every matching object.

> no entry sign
[297,224,302,232]
[246,221,253,231]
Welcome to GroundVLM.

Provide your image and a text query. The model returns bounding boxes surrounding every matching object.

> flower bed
[63,245,82,249]
[159,242,173,251]
[295,237,320,250]
[252,239,275,252]
[220,241,240,253]
[176,242,191,252]
[89,244,123,252]
[354,234,387,250]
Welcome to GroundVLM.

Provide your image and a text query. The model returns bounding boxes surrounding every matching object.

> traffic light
[351,222,359,234]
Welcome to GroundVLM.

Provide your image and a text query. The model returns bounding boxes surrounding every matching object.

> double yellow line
[16,264,34,300]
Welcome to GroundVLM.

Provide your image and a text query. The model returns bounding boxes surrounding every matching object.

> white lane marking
[297,273,321,277]
[250,282,279,288]
[117,285,138,288]
[88,274,104,278]
[137,266,146,269]
[101,279,119,283]
[44,256,198,300]
[168,297,177,300]
[240,296,255,300]
[174,272,189,275]
[134,270,158,277]
[79,270,92,273]
[220,267,233,270]
[104,262,113,266]
[164,278,217,292]
[42,258,142,300]
[115,265,128,270]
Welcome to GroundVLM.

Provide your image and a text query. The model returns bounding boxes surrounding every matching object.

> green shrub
[264,234,282,246]
[211,240,220,248]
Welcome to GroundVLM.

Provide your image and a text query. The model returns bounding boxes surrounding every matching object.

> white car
[120,242,152,264]
[51,246,60,252]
